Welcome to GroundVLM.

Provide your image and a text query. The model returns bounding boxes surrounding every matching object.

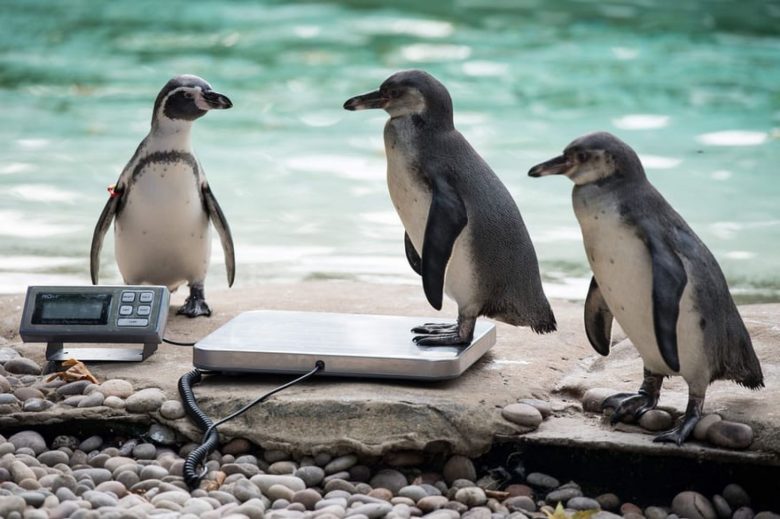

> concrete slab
[1,281,778,464]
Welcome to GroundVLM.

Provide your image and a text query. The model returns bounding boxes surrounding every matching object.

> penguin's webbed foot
[177,284,212,318]
[412,333,470,346]
[653,395,703,446]
[602,391,658,424]
[411,322,458,335]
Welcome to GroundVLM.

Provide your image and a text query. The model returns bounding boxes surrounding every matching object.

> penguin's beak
[199,90,233,110]
[528,155,571,177]
[343,90,387,111]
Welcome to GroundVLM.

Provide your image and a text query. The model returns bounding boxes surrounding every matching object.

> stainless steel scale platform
[194,310,496,380]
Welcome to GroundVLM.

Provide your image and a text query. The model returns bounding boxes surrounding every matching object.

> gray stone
[347,502,393,518]
[77,391,105,408]
[582,388,615,413]
[0,393,18,404]
[712,494,731,519]
[638,410,673,431]
[325,478,357,494]
[160,399,185,420]
[233,478,263,502]
[0,495,26,516]
[592,513,623,519]
[83,489,118,508]
[96,480,127,498]
[463,507,492,519]
[125,387,166,413]
[140,465,168,480]
[399,485,428,502]
[132,442,156,459]
[293,488,323,509]
[442,456,476,485]
[595,494,620,511]
[56,380,91,396]
[104,395,126,409]
[267,483,296,501]
[234,498,267,519]
[8,430,47,455]
[73,468,112,485]
[370,469,408,494]
[455,487,487,507]
[99,379,134,398]
[0,374,10,393]
[417,496,450,513]
[706,421,753,450]
[0,346,21,363]
[722,484,751,508]
[568,497,600,511]
[693,414,722,441]
[3,358,41,375]
[51,435,78,450]
[503,496,536,513]
[733,507,755,519]
[644,505,668,519]
[671,491,716,519]
[79,435,103,452]
[526,473,559,491]
[502,403,543,428]
[148,423,177,445]
[295,465,326,487]
[60,395,85,406]
[251,475,306,493]
[223,437,253,456]
[23,398,53,412]
[545,488,582,505]
[270,461,298,475]
[14,386,44,401]
[38,449,70,466]
[10,460,36,483]
[325,455,358,474]
[517,399,553,418]
[754,513,780,519]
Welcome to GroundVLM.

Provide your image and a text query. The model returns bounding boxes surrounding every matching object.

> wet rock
[502,403,543,428]
[582,388,615,413]
[8,430,47,455]
[99,379,134,398]
[370,469,408,494]
[638,409,673,431]
[671,491,716,519]
[3,358,41,375]
[160,399,185,419]
[125,387,166,412]
[525,473,559,491]
[692,414,722,441]
[706,421,753,450]
[442,456,476,485]
[79,435,103,452]
[712,495,732,519]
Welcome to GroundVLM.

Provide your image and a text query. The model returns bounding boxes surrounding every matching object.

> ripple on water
[0,211,82,238]
[612,114,670,130]
[285,155,383,181]
[696,131,767,146]
[400,44,472,62]
[8,185,83,203]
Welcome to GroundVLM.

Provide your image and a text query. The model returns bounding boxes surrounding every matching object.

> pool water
[1,0,778,302]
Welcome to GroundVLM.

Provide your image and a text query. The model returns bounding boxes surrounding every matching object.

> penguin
[528,131,764,444]
[344,69,556,345]
[90,74,235,317]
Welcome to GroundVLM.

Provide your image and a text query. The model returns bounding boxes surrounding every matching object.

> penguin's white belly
[577,206,708,385]
[386,153,476,309]
[115,160,210,290]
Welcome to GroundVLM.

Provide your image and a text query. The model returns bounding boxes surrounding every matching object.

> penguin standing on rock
[344,70,556,345]
[529,131,764,444]
[91,75,235,317]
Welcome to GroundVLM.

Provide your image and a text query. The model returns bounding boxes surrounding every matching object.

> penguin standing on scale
[344,70,556,345]
[91,75,236,317]
[529,131,763,444]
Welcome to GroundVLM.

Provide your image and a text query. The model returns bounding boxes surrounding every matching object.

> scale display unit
[194,310,496,380]
[19,285,169,362]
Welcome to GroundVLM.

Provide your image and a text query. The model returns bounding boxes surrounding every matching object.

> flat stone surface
[0,282,778,464]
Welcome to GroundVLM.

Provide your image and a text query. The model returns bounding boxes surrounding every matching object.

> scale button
[117,318,149,327]
[121,292,136,303]
[119,305,133,315]
[139,292,154,303]
[137,305,151,316]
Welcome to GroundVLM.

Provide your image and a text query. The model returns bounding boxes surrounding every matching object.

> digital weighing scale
[194,310,496,380]
[19,285,169,362]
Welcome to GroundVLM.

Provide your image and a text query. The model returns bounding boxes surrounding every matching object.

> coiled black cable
[177,361,325,489]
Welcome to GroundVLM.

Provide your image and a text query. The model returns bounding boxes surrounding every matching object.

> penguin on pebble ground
[529,131,763,444]
[91,74,235,317]
[344,69,556,345]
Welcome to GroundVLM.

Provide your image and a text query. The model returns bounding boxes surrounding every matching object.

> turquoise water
[1,0,779,301]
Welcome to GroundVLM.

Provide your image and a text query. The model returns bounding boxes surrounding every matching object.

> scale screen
[32,293,112,325]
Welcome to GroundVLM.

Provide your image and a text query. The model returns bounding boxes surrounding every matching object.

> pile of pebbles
[1,430,778,519]
[581,388,755,450]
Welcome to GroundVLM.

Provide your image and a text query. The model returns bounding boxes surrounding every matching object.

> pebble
[455,487,487,507]
[546,488,582,505]
[348,502,394,518]
[84,489,118,508]
[581,387,616,413]
[270,461,298,474]
[0,495,26,516]
[442,456,477,485]
[621,503,642,515]
[693,414,722,441]
[139,465,169,480]
[160,399,185,419]
[505,485,533,498]
[79,435,103,452]
[723,484,751,508]
[14,386,44,401]
[325,454,358,474]
[148,423,177,445]
[755,513,780,519]
[671,491,716,519]
[56,380,91,396]
[265,449,289,463]
[712,495,732,519]
[99,379,134,398]
[501,403,543,428]
[645,505,668,519]
[0,374,10,393]
[8,430,47,455]
[525,473,559,491]
[517,399,553,418]
[223,437,252,456]
[503,496,535,513]
[38,449,69,467]
[23,398,53,412]
[370,469,408,494]
[77,391,105,408]
[706,421,753,450]
[399,485,429,502]
[125,387,166,412]
[251,474,306,493]
[296,465,326,487]
[638,409,673,431]
[733,507,755,519]
[3,358,41,375]
[568,497,601,511]
[104,395,126,409]
[133,443,157,459]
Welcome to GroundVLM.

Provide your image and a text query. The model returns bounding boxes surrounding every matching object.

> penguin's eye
[577,151,589,163]
[184,92,194,100]
[386,88,401,99]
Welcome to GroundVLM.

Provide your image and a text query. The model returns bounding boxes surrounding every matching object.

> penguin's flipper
[640,225,688,372]
[202,183,236,287]
[404,232,422,276]
[584,276,613,356]
[90,186,124,285]
[421,177,467,310]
